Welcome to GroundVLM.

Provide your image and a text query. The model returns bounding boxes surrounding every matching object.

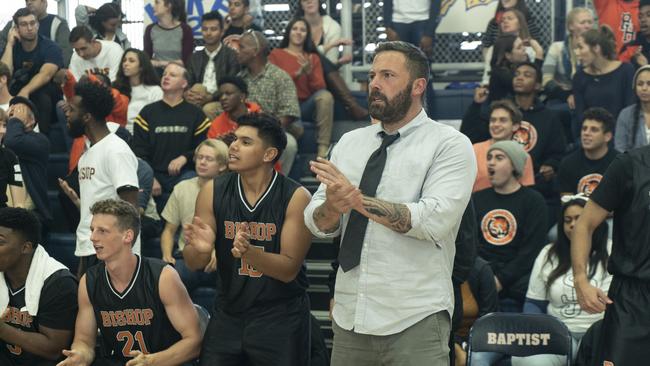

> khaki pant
[331,311,450,366]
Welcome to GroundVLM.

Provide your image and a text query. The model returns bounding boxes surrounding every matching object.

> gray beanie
[488,140,527,178]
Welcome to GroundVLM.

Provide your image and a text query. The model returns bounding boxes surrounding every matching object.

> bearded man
[304,41,477,366]
[63,79,139,276]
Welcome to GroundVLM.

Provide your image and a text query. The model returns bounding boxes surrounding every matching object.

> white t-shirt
[127,84,164,133]
[76,133,140,256]
[69,40,123,82]
[526,242,613,333]
[392,0,430,23]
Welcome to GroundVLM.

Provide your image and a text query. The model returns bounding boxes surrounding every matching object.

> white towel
[0,245,68,316]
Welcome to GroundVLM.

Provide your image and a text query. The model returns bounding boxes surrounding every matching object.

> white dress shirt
[304,109,477,335]
[202,45,222,94]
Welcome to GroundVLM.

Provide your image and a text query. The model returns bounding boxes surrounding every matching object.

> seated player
[0,207,77,366]
[57,199,202,366]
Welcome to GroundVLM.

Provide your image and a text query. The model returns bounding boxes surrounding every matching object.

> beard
[67,118,86,138]
[368,82,413,125]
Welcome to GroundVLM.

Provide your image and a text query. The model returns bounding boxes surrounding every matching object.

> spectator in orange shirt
[593,0,640,61]
[473,99,535,192]
[206,75,260,141]
[269,17,334,158]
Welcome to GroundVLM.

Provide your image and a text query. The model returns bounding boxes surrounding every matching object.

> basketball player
[183,113,313,365]
[57,199,202,366]
[0,207,77,366]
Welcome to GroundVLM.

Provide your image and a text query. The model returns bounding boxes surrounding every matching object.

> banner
[438,0,498,34]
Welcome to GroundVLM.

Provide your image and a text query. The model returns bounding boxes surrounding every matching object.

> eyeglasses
[244,29,261,52]
[195,154,217,162]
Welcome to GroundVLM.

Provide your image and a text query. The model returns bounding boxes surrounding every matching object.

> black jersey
[213,171,308,315]
[85,256,181,363]
[1,269,77,366]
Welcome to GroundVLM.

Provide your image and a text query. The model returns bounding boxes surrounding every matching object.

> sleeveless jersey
[1,269,77,366]
[213,171,308,314]
[85,256,181,363]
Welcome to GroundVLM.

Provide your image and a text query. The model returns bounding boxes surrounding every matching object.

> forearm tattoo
[363,197,412,233]
[314,204,340,233]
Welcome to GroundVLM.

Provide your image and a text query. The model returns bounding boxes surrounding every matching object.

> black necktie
[338,132,400,272]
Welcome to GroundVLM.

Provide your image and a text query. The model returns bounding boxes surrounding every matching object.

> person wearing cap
[559,107,618,198]
[473,140,548,312]
[1,7,64,135]
[471,99,536,193]
[615,64,650,151]
[5,95,51,242]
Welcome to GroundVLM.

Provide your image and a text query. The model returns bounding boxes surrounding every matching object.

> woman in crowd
[573,25,635,141]
[75,2,130,50]
[269,18,334,158]
[144,0,194,73]
[511,194,611,366]
[488,33,543,101]
[160,139,228,310]
[482,0,542,50]
[615,65,650,152]
[482,8,544,91]
[113,48,163,133]
[295,0,368,120]
[543,7,594,107]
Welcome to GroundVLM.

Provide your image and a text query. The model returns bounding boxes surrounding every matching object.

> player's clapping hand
[56,349,90,366]
[184,216,216,254]
[310,157,364,214]
[126,351,155,365]
[231,230,250,258]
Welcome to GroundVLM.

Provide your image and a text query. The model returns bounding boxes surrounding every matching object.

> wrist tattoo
[363,197,412,233]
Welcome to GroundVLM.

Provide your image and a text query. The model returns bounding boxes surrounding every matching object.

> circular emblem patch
[512,121,538,152]
[577,173,603,196]
[481,209,518,246]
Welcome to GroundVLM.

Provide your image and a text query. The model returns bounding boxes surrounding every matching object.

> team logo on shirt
[481,209,517,246]
[577,173,603,196]
[620,12,636,44]
[512,121,537,152]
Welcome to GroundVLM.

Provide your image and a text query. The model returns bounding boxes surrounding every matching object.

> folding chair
[467,313,572,366]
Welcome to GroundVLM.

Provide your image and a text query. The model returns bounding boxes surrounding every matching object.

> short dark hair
[0,207,41,247]
[13,8,35,26]
[0,61,11,82]
[218,75,248,95]
[236,113,287,163]
[233,0,250,7]
[514,61,542,83]
[74,80,115,121]
[164,0,188,23]
[490,99,523,125]
[375,41,430,83]
[90,199,141,246]
[69,25,95,43]
[582,107,614,133]
[202,10,224,29]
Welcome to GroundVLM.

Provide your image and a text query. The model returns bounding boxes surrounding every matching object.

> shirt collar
[376,108,428,139]
[204,44,222,59]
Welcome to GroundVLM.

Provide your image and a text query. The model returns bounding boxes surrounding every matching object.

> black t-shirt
[473,187,548,300]
[590,147,650,280]
[133,100,210,173]
[558,148,618,196]
[11,35,63,93]
[0,269,78,365]
[86,255,181,363]
[213,171,308,315]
